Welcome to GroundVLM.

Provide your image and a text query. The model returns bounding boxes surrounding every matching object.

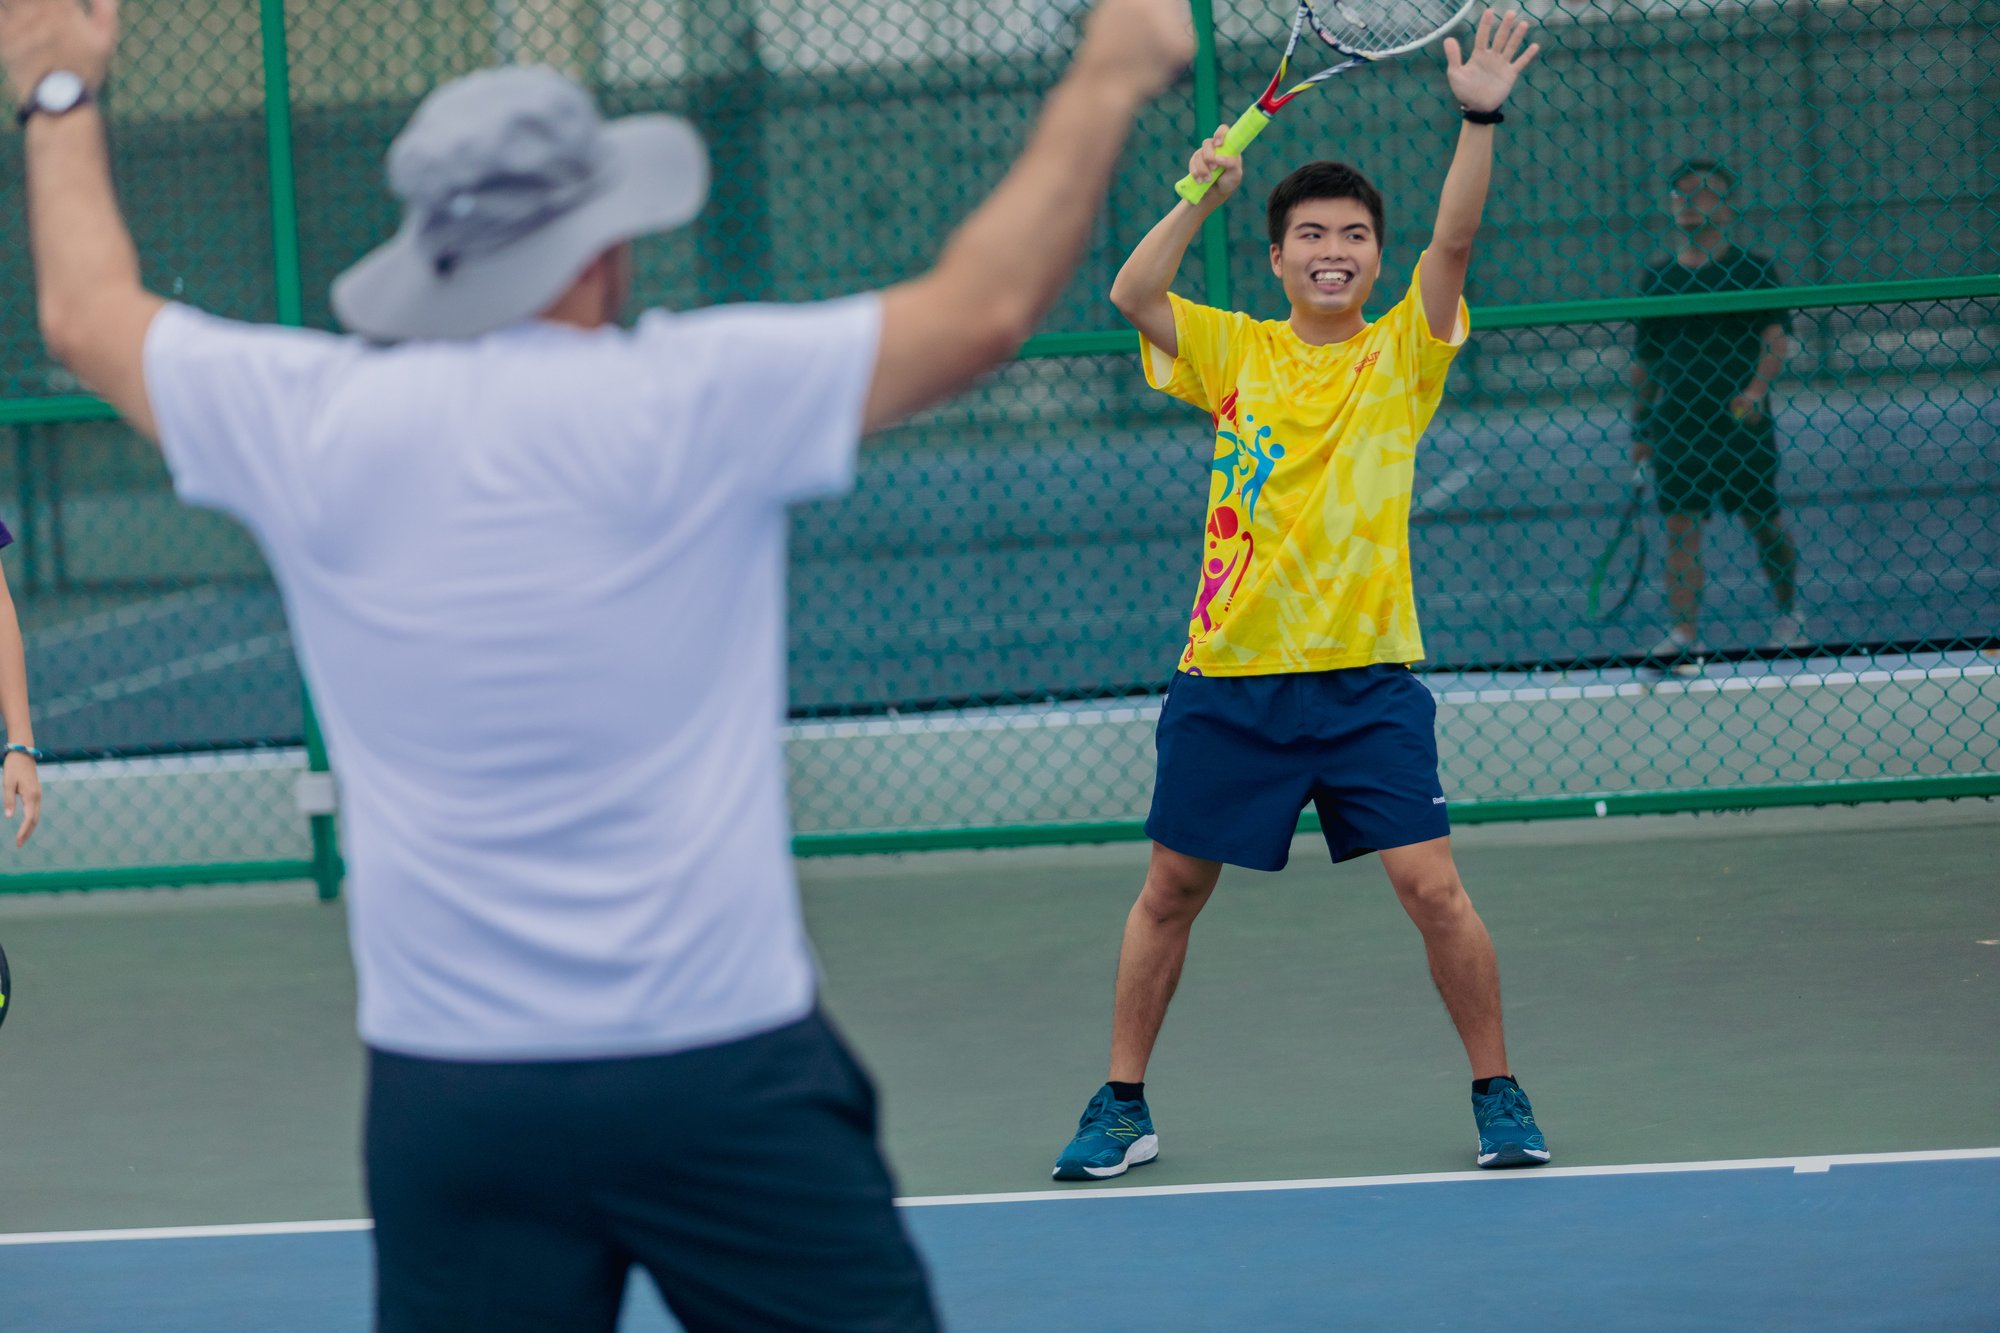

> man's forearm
[1632,360,1657,405]
[1430,122,1495,254]
[1110,200,1209,313]
[1746,326,1788,396]
[21,104,164,436]
[27,107,143,350]
[930,67,1151,334]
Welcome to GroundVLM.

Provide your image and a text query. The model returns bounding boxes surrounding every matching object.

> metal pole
[1191,0,1229,311]
[260,0,341,903]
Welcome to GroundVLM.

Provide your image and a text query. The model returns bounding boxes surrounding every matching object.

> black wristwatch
[16,70,93,128]
[1461,106,1505,125]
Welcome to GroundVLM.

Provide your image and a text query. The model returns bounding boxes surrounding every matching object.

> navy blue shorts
[366,1009,939,1332]
[1146,665,1451,871]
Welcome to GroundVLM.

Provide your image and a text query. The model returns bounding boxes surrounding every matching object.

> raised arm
[1630,354,1659,462]
[0,564,40,847]
[863,0,1194,433]
[1731,322,1789,424]
[1,0,165,440]
[1420,10,1539,340]
[1107,127,1241,356]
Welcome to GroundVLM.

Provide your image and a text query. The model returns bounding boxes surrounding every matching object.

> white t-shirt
[144,296,883,1061]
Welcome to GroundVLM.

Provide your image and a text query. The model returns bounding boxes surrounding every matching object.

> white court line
[0,1219,373,1247]
[39,747,307,782]
[3,1147,1994,1245]
[27,587,235,649]
[37,632,295,722]
[1434,660,1999,707]
[791,659,2000,740]
[1413,464,1484,514]
[899,1146,2000,1208]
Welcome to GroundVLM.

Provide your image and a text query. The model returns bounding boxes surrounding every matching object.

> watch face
[37,70,87,113]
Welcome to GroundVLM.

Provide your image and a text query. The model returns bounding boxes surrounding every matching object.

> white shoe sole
[1055,1134,1160,1180]
[1478,1145,1552,1167]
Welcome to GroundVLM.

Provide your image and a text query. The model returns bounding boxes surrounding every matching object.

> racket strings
[1310,0,1478,59]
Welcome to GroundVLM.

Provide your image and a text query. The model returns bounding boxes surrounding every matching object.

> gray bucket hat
[331,65,709,342]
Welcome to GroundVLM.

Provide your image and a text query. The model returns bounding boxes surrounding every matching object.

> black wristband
[1462,107,1505,125]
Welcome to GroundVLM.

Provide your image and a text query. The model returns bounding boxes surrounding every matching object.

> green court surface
[0,801,1995,1237]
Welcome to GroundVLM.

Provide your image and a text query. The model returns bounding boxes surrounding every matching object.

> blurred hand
[1444,10,1539,114]
[1184,125,1243,206]
[1077,0,1196,101]
[0,0,120,104]
[1632,406,1653,463]
[4,752,42,849]
[1728,391,1765,424]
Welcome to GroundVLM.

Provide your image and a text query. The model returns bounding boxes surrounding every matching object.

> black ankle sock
[1472,1076,1515,1094]
[1108,1080,1145,1102]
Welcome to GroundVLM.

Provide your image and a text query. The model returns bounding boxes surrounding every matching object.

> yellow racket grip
[1174,106,1272,206]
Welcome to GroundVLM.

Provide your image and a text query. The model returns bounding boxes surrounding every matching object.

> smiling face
[1269,197,1383,322]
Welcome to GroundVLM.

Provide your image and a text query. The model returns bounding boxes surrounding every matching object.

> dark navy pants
[365,1009,939,1332]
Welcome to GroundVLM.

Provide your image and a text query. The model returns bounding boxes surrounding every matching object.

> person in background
[1633,158,1803,662]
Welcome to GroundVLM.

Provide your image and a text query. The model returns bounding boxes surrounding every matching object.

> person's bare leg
[1745,513,1798,614]
[1107,843,1224,1082]
[1663,512,1703,640]
[1378,837,1508,1078]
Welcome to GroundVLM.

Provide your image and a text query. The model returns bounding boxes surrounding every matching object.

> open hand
[0,0,120,103]
[1444,10,1539,114]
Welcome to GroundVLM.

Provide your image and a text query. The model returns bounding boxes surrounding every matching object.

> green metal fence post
[692,0,770,304]
[1190,0,1229,311]
[260,0,341,903]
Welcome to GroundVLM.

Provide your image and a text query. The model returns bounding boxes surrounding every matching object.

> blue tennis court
[5,1152,1995,1331]
[3,776,1995,1328]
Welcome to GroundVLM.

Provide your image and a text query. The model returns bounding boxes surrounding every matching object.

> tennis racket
[1175,0,1479,205]
[0,940,11,1032]
[1586,465,1649,621]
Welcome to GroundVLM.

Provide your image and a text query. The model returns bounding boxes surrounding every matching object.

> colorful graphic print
[1184,504,1248,640]
[1185,397,1288,662]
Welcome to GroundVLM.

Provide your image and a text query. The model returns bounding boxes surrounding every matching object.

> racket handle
[1173,106,1271,206]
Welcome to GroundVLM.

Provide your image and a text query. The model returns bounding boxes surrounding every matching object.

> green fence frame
[0,0,1993,892]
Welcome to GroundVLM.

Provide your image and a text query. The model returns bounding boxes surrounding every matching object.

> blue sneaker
[1052,1084,1159,1181]
[1472,1076,1550,1168]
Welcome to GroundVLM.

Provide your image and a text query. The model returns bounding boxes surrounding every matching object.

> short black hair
[1669,158,1735,194]
[1267,162,1385,250]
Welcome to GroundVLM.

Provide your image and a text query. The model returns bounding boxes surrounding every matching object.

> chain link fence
[1,0,1994,886]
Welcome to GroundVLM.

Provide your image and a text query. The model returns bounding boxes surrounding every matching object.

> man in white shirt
[0,0,1194,1327]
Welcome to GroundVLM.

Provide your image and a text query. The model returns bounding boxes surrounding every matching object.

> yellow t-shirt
[1143,257,1467,675]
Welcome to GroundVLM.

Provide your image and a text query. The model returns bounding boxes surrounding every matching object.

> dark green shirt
[1634,247,1790,418]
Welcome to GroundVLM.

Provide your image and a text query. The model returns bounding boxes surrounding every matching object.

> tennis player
[1,0,1193,1326]
[1053,10,1550,1181]
[1633,158,1802,663]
